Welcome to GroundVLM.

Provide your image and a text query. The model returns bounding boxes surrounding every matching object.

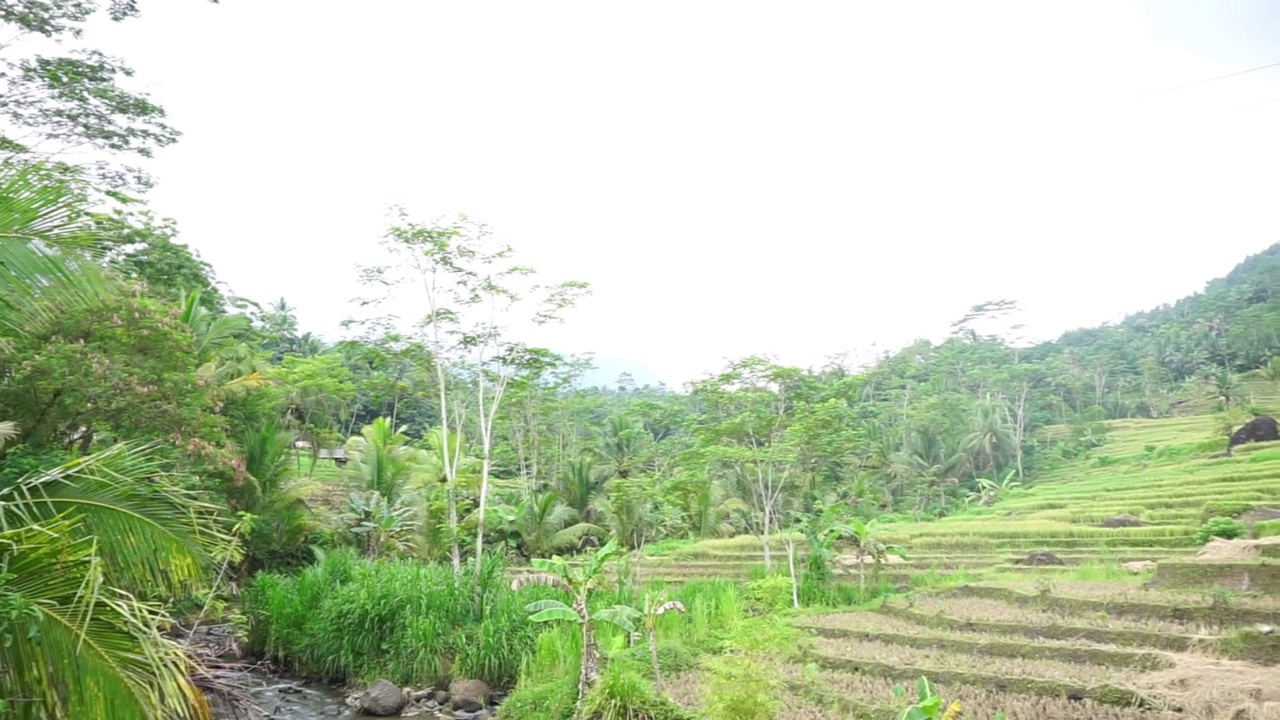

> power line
[1238,96,1280,111]
[1140,60,1280,97]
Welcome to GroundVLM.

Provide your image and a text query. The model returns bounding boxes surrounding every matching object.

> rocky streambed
[229,668,503,719]
[189,625,504,720]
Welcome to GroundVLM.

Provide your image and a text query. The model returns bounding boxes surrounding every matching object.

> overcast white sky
[92,1,1280,387]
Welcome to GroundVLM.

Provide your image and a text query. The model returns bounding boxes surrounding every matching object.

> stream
[234,666,353,719]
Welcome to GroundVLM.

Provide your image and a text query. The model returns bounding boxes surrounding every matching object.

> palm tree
[235,418,317,571]
[596,415,644,479]
[344,417,423,504]
[556,457,610,522]
[178,289,268,397]
[499,490,600,558]
[965,402,1015,478]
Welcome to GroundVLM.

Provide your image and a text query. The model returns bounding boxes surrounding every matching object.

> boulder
[358,679,405,716]
[448,678,490,713]
[1121,560,1157,575]
[1100,514,1146,528]
[1016,551,1065,566]
[1228,415,1279,450]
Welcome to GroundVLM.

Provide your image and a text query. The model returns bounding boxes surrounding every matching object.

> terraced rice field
[642,404,1280,717]
[794,582,1280,719]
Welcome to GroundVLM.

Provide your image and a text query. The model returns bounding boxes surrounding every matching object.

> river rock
[448,678,490,712]
[358,679,405,716]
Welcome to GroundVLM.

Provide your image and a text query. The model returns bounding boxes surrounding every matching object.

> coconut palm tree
[555,457,610,522]
[344,417,424,504]
[498,490,600,558]
[235,418,317,571]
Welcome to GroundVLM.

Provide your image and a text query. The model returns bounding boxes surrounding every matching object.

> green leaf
[528,607,580,624]
[916,676,936,701]
[523,599,575,615]
[592,606,639,632]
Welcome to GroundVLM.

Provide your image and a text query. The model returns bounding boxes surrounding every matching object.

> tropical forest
[3,3,1280,720]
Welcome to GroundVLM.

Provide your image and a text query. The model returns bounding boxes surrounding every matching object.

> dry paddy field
[795,582,1280,720]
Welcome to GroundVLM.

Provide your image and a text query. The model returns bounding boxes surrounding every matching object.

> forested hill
[1036,242,1280,406]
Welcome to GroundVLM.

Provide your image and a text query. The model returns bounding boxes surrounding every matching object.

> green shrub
[744,574,792,614]
[621,642,698,677]
[1195,517,1247,545]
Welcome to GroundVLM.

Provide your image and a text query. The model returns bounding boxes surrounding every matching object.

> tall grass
[245,548,550,687]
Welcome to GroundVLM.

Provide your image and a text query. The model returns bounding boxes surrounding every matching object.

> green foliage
[1195,516,1247,545]
[497,672,578,720]
[246,549,539,687]
[0,443,228,719]
[744,574,793,614]
[702,653,782,720]
[578,660,694,720]
[1255,519,1280,538]
[891,676,1004,720]
[100,208,224,310]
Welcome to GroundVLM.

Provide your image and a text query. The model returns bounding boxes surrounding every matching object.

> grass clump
[579,660,695,720]
[246,548,544,687]
[702,653,782,720]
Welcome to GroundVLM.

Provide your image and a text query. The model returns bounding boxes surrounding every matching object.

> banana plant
[510,538,638,704]
[638,588,686,690]
[893,676,1005,720]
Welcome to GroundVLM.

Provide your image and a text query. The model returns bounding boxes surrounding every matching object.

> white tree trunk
[786,538,799,608]
[761,502,772,572]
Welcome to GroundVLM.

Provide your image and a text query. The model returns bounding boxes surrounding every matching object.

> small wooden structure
[316,447,348,467]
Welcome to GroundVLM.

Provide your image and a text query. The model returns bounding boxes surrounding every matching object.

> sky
[86,1,1280,388]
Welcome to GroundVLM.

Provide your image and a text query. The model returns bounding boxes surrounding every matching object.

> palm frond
[0,443,229,596]
[548,522,603,551]
[0,162,112,338]
[0,420,17,451]
[0,517,212,719]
